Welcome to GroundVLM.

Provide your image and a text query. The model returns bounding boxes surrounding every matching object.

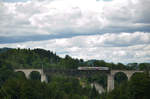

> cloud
[3,0,28,2]
[0,0,150,63]
[0,32,150,63]
[0,0,150,38]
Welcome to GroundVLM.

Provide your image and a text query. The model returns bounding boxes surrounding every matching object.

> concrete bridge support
[91,82,105,94]
[107,74,114,91]
[14,69,47,83]
[41,73,48,82]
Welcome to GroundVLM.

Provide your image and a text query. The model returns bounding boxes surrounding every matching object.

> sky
[0,0,150,63]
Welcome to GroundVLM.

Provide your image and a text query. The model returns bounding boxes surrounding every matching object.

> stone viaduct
[14,69,47,82]
[14,69,144,91]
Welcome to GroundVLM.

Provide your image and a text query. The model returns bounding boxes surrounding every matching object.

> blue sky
[0,0,150,63]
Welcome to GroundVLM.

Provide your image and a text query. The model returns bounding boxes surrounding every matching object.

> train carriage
[77,67,109,71]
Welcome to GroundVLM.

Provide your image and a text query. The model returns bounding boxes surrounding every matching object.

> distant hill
[0,48,149,70]
[86,59,97,65]
[0,47,12,53]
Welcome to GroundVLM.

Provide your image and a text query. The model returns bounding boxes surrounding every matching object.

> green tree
[139,63,150,71]
[129,73,150,99]
[29,71,41,81]
[114,72,128,87]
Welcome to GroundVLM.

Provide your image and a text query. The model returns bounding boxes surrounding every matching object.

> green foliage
[0,68,14,88]
[0,48,86,69]
[0,48,149,70]
[90,86,100,99]
[0,73,100,99]
[128,73,150,99]
[139,63,150,71]
[114,72,128,87]
[0,78,46,99]
[88,73,107,89]
[0,47,11,53]
[127,63,138,70]
[29,71,41,81]
[103,72,150,99]
[0,48,150,99]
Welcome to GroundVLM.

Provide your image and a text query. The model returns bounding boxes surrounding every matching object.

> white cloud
[0,0,150,63]
[0,0,150,37]
[0,32,150,63]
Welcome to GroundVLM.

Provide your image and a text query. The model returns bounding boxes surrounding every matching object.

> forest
[0,48,150,99]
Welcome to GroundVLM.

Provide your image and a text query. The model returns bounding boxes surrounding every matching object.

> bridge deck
[44,69,110,77]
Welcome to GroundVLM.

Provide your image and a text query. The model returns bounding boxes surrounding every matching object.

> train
[77,67,109,71]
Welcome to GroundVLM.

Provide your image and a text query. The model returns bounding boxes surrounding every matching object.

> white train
[77,67,109,71]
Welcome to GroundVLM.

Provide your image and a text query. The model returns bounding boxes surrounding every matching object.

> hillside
[0,48,85,69]
[0,47,11,53]
[0,48,149,70]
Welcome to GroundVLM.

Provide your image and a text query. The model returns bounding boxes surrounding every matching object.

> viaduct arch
[107,70,144,91]
[14,69,47,82]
